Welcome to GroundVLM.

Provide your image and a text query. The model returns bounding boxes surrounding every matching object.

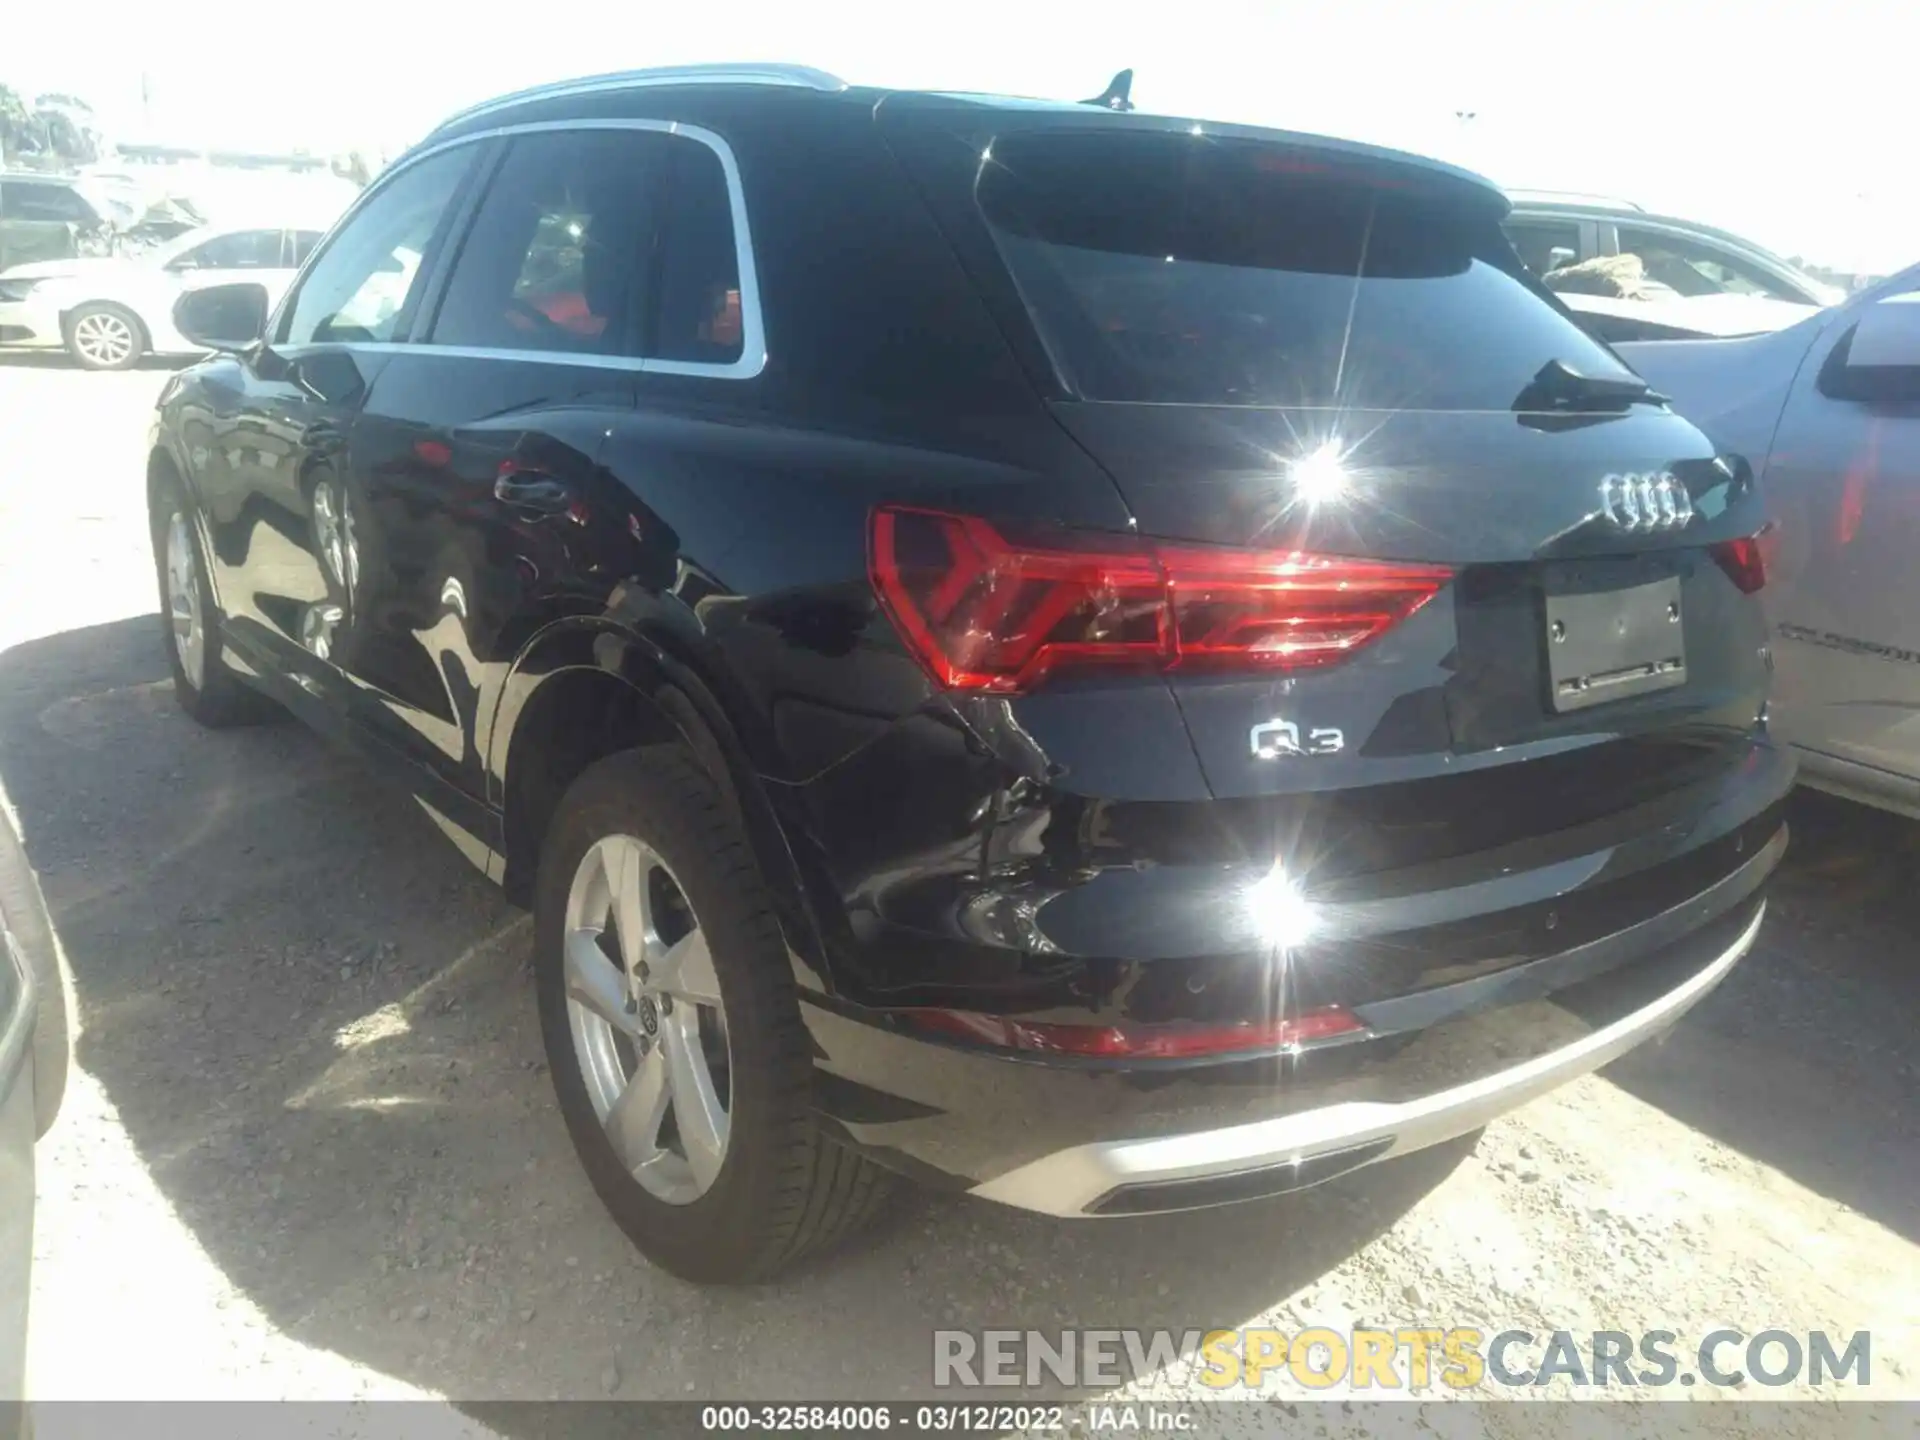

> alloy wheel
[72,310,137,368]
[164,510,206,689]
[562,834,732,1205]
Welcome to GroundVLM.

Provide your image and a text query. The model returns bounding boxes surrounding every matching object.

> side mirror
[1821,293,1920,402]
[172,282,269,351]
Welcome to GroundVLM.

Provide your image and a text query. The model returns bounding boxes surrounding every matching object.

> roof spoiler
[1080,69,1135,112]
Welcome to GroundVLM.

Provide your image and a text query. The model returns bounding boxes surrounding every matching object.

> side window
[8,183,93,225]
[430,129,666,355]
[288,230,324,266]
[1616,226,1800,302]
[1504,219,1582,278]
[652,137,745,366]
[172,230,284,270]
[279,145,473,347]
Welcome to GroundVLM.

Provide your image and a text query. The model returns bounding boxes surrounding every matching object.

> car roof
[1507,196,1825,263]
[1504,189,1644,212]
[423,63,1508,209]
[1507,197,1773,247]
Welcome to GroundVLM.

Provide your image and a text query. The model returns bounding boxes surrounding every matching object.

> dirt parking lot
[1,352,1915,1426]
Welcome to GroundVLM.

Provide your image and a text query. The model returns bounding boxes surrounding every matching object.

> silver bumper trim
[970,900,1765,1217]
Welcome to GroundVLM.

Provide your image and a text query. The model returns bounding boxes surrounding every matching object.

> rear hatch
[873,100,1780,1010]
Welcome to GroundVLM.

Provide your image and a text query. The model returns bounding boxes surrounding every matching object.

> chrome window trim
[434,64,847,132]
[287,340,642,374]
[271,118,766,381]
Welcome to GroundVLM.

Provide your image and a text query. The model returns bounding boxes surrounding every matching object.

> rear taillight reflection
[1709,522,1777,594]
[899,1006,1365,1059]
[868,505,1454,694]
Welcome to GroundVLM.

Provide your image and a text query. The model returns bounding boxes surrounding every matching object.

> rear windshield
[976,130,1637,408]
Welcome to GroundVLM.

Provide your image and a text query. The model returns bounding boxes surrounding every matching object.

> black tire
[149,472,278,727]
[535,748,894,1282]
[63,301,147,371]
[0,796,68,1138]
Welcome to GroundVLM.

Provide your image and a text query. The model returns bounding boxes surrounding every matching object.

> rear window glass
[976,131,1636,408]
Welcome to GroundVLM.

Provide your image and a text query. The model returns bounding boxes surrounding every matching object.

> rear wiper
[1512,358,1670,414]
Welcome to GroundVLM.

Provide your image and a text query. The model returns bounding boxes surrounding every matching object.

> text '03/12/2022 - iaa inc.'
[145,62,1788,1280]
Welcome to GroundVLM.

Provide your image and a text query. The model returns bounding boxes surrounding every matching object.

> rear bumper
[976,898,1763,1215]
[804,808,1785,1211]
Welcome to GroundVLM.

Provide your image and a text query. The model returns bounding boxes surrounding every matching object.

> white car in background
[1621,264,1920,817]
[0,222,327,370]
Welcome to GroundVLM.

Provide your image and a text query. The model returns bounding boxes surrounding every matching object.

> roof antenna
[1081,69,1135,112]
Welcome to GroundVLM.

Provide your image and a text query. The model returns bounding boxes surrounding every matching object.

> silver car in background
[1623,264,1920,817]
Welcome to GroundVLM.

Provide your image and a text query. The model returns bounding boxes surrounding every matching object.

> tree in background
[0,84,29,164]
[0,85,104,168]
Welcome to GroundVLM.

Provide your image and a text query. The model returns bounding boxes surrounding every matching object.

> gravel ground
[1,353,1915,1428]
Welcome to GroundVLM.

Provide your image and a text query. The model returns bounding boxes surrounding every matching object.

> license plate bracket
[1544,574,1686,712]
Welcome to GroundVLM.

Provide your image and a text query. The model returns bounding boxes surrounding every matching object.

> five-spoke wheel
[534,749,895,1282]
[562,835,732,1205]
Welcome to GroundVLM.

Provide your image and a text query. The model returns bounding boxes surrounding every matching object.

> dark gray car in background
[1,789,67,1439]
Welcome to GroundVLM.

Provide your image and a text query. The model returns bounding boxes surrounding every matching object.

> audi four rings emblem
[1599,472,1694,531]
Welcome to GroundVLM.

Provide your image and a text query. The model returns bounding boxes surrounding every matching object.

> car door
[335,125,674,847]
[189,145,478,733]
[1761,281,1920,786]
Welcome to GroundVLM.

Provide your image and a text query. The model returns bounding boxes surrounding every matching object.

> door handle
[493,470,575,517]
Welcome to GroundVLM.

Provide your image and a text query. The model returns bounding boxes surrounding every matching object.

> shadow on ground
[1603,787,1920,1244]
[0,615,1470,1403]
[9,614,1914,1406]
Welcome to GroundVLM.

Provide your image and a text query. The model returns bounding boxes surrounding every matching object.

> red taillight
[1710,522,1777,594]
[901,1006,1365,1059]
[869,506,1454,694]
[869,508,1165,691]
[1159,544,1458,673]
